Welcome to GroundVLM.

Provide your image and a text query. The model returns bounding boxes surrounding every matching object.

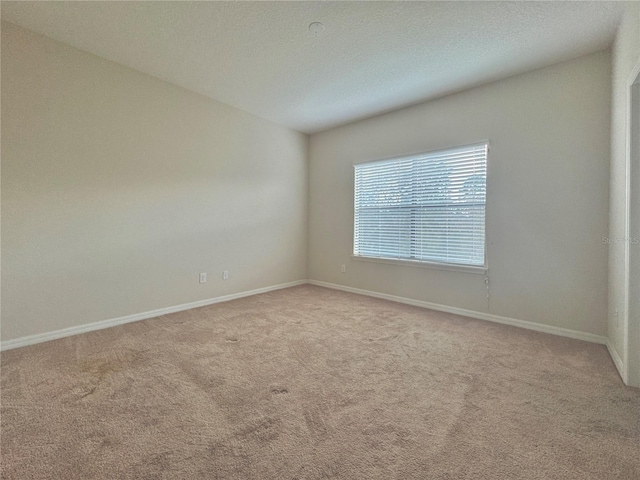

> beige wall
[608,2,640,383]
[1,23,308,341]
[0,20,621,351]
[309,51,611,337]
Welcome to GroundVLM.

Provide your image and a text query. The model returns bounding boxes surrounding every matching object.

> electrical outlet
[223,270,229,280]
[199,272,207,284]
[340,264,346,273]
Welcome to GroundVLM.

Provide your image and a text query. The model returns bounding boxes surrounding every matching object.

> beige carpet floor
[1,285,639,479]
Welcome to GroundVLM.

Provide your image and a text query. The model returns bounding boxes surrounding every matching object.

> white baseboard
[308,280,608,345]
[606,340,626,381]
[2,279,610,354]
[0,280,307,352]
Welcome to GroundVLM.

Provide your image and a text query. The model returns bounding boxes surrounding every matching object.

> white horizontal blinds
[354,143,487,266]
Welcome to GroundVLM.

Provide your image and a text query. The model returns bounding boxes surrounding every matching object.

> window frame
[352,142,489,275]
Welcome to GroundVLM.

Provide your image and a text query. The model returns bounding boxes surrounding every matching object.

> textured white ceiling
[1,1,625,133]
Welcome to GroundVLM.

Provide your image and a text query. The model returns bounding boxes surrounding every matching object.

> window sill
[351,255,487,275]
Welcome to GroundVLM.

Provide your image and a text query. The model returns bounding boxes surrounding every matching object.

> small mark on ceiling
[309,22,325,35]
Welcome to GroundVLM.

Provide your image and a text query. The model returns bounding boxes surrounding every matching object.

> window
[353,143,488,268]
